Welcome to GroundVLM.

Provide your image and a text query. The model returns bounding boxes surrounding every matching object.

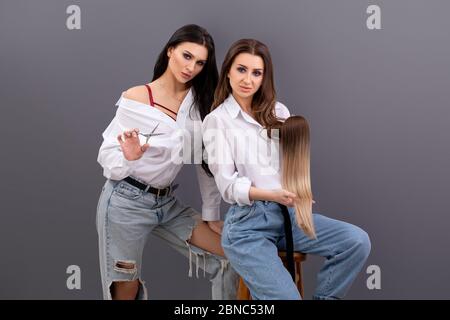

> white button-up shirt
[97,88,222,221]
[202,94,291,207]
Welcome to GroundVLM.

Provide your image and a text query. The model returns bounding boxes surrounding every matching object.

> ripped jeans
[96,179,238,300]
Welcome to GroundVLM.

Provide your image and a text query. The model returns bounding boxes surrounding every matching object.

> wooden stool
[236,251,307,300]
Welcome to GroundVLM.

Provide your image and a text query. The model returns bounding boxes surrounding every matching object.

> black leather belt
[123,176,178,197]
[278,204,296,282]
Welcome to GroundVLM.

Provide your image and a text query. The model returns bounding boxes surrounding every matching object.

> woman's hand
[249,187,316,207]
[207,220,224,235]
[117,128,149,161]
[270,189,298,207]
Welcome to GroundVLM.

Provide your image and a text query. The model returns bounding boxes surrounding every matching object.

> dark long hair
[152,24,218,176]
[152,24,218,121]
[212,39,280,129]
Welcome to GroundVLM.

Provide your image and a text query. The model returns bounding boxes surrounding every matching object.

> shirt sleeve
[275,102,291,119]
[97,98,138,180]
[195,164,222,221]
[202,114,253,206]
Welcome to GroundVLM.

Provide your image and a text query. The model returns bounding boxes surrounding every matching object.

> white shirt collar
[179,87,194,113]
[224,94,241,119]
[224,94,261,127]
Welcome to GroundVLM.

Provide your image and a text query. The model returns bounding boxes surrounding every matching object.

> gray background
[0,0,449,299]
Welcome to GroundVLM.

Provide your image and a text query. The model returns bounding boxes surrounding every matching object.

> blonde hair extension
[280,116,316,239]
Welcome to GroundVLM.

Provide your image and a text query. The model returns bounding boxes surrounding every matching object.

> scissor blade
[150,122,160,135]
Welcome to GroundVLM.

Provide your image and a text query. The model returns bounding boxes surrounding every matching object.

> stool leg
[237,277,252,300]
[297,260,304,298]
[238,253,306,300]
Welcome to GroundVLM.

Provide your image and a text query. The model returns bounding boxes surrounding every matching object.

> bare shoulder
[123,85,150,105]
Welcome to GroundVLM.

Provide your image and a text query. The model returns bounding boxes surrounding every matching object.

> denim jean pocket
[230,204,257,224]
[113,181,143,200]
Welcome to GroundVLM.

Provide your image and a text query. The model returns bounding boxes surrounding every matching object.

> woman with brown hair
[202,39,371,299]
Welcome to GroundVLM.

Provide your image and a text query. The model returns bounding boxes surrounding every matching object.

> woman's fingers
[124,130,132,138]
[121,130,141,141]
[283,195,294,206]
[283,191,297,207]
[288,191,297,199]
[280,190,316,207]
[123,129,139,138]
[131,128,139,138]
[281,189,297,199]
[140,143,150,153]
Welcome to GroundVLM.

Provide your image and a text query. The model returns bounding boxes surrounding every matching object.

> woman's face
[228,53,264,100]
[167,42,208,84]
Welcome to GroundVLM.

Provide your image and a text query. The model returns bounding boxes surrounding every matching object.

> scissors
[138,122,164,144]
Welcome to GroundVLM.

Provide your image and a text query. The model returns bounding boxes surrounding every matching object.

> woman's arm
[195,165,222,221]
[202,114,299,208]
[97,94,149,179]
[249,186,297,207]
[98,128,141,180]
[97,135,137,180]
[195,164,224,235]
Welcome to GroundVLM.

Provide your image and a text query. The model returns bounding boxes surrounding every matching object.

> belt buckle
[160,186,170,197]
[157,188,161,197]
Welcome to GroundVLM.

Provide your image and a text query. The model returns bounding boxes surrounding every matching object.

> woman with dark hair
[96,24,237,300]
[203,39,371,299]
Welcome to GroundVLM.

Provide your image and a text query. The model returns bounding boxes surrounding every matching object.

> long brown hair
[280,116,316,238]
[212,39,280,128]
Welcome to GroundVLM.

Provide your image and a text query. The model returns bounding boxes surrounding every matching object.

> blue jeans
[96,179,238,299]
[222,201,371,300]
